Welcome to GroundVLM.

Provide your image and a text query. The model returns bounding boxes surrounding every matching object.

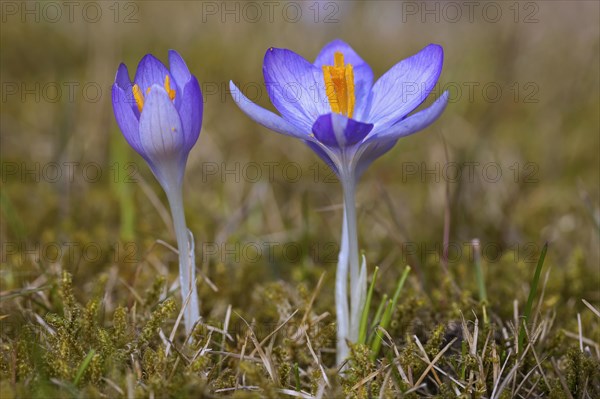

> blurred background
[1,1,598,326]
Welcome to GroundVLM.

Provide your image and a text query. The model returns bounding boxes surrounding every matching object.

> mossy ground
[1,238,598,397]
[1,1,599,398]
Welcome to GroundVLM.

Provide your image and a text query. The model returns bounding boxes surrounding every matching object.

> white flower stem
[341,177,363,342]
[166,186,200,335]
[335,207,350,365]
[335,173,366,366]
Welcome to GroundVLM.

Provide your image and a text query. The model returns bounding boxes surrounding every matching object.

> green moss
[112,305,129,347]
[424,324,446,359]
[1,197,598,398]
[15,336,32,380]
[144,275,166,308]
[565,348,600,398]
[138,298,176,348]
[341,343,379,399]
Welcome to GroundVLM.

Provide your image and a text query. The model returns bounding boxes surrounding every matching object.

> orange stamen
[322,52,355,118]
[132,84,144,113]
[131,75,176,113]
[164,75,176,101]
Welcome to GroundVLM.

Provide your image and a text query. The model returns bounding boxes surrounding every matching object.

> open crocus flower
[230,40,448,365]
[112,50,202,335]
[230,39,448,183]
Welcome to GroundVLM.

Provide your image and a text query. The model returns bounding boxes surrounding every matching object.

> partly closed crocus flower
[230,39,448,364]
[112,50,202,335]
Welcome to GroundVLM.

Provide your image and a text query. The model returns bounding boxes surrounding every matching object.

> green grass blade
[110,131,136,241]
[73,349,96,385]
[518,242,548,353]
[370,294,388,332]
[370,266,411,359]
[472,239,489,325]
[0,190,27,240]
[370,301,393,360]
[294,362,300,391]
[358,266,379,345]
[389,266,411,310]
[473,239,487,303]
[367,294,388,346]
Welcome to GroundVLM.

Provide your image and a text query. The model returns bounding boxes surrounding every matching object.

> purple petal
[314,39,370,70]
[168,49,191,92]
[305,140,339,175]
[178,76,203,152]
[115,63,132,89]
[112,83,145,158]
[114,63,139,117]
[313,39,374,118]
[229,81,309,140]
[354,140,398,180]
[263,48,328,132]
[367,44,443,129]
[134,54,173,95]
[138,85,186,171]
[312,113,373,148]
[367,91,449,142]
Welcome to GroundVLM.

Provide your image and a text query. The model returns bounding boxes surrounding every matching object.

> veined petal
[367,44,443,129]
[354,140,397,180]
[112,83,145,157]
[313,39,374,118]
[314,39,370,70]
[134,54,174,94]
[112,52,202,191]
[229,81,309,140]
[263,48,328,131]
[114,63,139,117]
[115,63,132,90]
[168,49,191,92]
[354,91,449,179]
[367,91,449,142]
[138,84,185,165]
[305,140,340,176]
[312,113,373,148]
[178,76,203,152]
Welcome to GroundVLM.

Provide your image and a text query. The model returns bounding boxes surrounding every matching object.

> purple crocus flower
[230,40,448,364]
[112,50,202,335]
[230,39,448,183]
[112,50,202,193]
